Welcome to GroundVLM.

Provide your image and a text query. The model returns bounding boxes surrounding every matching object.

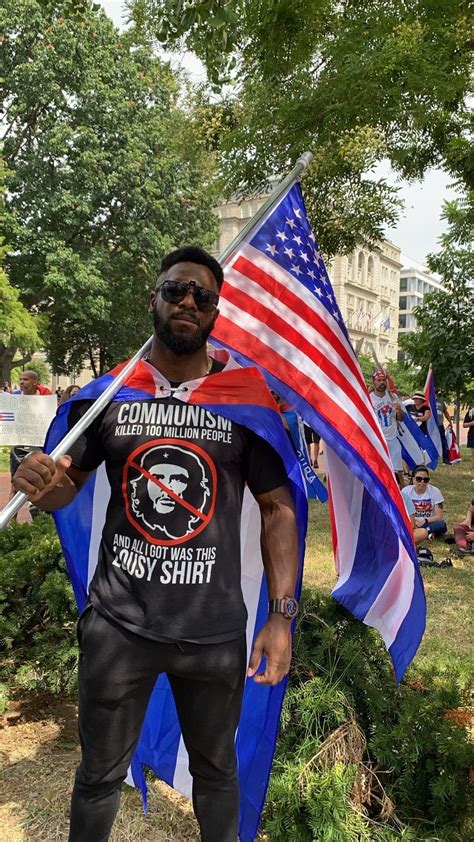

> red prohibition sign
[122,438,217,545]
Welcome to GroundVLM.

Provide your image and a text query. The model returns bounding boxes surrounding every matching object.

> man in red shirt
[19,370,52,395]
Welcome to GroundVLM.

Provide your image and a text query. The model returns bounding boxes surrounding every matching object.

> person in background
[401,466,447,539]
[434,387,452,464]
[403,493,429,546]
[304,425,320,469]
[59,384,81,405]
[9,370,53,519]
[453,500,474,555]
[463,407,474,468]
[369,371,405,487]
[406,393,431,435]
[3,380,12,393]
[18,370,52,396]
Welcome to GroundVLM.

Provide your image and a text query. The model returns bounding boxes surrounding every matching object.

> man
[14,370,53,395]
[9,369,53,518]
[12,246,299,842]
[369,370,405,487]
[434,387,452,464]
[406,392,431,434]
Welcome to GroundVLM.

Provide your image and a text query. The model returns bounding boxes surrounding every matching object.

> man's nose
[180,289,198,309]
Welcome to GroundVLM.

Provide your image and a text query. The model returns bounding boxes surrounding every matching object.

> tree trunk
[0,344,31,384]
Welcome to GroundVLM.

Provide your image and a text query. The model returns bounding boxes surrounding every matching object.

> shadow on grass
[0,691,199,841]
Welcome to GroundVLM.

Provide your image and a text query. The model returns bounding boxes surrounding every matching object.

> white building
[398,257,443,337]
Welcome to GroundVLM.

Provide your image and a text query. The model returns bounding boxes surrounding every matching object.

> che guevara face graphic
[128,443,214,542]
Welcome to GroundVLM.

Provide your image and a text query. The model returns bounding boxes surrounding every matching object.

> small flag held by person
[212,180,426,683]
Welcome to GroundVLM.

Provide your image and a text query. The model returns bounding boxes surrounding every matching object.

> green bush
[264,590,473,841]
[0,516,78,695]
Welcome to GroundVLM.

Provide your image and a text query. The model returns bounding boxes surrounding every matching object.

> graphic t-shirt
[67,368,288,644]
[370,392,398,440]
[406,403,430,434]
[402,484,443,520]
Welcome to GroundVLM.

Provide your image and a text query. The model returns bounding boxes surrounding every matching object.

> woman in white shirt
[401,465,447,537]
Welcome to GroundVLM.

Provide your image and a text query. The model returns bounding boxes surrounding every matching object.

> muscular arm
[11,452,91,511]
[247,483,298,686]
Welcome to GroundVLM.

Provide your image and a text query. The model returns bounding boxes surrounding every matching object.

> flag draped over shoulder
[211,180,426,681]
[424,367,443,466]
[44,350,307,842]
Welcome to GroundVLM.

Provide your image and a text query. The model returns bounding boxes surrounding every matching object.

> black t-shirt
[67,366,287,644]
[464,409,474,447]
[406,403,430,434]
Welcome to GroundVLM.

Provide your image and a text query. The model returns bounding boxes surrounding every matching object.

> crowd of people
[366,370,474,558]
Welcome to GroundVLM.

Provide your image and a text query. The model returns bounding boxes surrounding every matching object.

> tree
[0,158,42,383]
[129,0,472,255]
[400,195,474,436]
[2,0,219,377]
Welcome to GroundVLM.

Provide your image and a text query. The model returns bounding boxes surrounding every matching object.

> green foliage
[128,0,472,255]
[400,196,474,405]
[263,591,473,840]
[0,516,78,695]
[2,0,219,376]
[0,157,42,382]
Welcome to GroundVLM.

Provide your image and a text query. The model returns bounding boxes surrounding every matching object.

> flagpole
[0,151,314,529]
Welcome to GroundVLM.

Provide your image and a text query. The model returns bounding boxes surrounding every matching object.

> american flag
[212,181,426,680]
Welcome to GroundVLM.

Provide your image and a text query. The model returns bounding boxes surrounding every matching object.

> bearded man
[12,246,299,842]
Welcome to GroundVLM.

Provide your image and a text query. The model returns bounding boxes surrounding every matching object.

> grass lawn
[304,446,474,673]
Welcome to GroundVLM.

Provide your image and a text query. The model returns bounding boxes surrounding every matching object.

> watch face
[284,598,298,618]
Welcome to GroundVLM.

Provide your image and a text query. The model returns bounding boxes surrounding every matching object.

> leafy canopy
[2,0,219,377]
[400,195,474,405]
[128,0,472,255]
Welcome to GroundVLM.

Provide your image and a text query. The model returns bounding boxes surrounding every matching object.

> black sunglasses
[158,279,219,312]
[414,476,430,483]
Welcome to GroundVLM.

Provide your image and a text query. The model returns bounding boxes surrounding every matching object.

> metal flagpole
[0,151,313,529]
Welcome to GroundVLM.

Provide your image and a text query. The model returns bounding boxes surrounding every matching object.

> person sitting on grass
[403,493,430,546]
[401,465,447,539]
[453,500,474,555]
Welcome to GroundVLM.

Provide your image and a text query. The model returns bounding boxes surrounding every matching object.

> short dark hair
[158,246,224,290]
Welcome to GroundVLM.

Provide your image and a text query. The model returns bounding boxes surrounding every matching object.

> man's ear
[149,291,157,313]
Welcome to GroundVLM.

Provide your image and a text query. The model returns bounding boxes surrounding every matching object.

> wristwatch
[269,596,299,620]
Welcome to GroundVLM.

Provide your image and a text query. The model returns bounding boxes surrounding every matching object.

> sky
[100,0,456,267]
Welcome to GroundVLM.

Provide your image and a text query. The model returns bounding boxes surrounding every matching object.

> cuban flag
[424,367,443,467]
[211,180,426,682]
[45,349,307,842]
[381,369,430,470]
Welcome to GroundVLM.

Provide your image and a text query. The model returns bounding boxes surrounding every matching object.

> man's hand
[12,452,72,501]
[247,614,292,686]
[465,531,474,542]
[415,517,426,528]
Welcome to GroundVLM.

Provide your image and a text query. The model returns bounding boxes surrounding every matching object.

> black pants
[69,607,246,842]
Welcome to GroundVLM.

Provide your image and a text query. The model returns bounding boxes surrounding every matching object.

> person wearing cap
[369,370,405,487]
[406,393,431,435]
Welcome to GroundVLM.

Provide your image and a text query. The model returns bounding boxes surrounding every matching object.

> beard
[152,308,216,355]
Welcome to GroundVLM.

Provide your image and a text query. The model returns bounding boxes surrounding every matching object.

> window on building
[358,251,365,283]
[399,296,407,310]
[347,294,355,306]
[400,277,408,291]
[399,314,407,328]
[367,256,374,286]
